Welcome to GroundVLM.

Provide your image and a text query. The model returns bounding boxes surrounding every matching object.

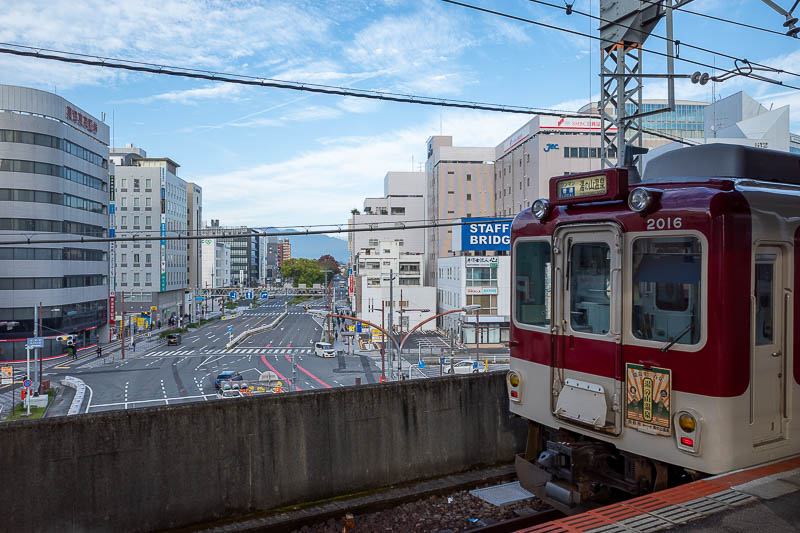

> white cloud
[118,83,243,105]
[199,110,528,227]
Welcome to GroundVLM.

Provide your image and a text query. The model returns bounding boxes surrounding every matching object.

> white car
[447,360,485,374]
[314,342,336,357]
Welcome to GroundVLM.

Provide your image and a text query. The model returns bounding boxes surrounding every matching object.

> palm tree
[351,208,360,215]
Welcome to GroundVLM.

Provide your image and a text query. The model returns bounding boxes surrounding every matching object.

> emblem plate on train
[557,174,607,199]
[625,363,672,436]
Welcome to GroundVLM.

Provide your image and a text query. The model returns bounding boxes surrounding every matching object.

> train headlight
[674,409,702,455]
[507,370,522,402]
[678,413,696,433]
[628,187,654,212]
[532,199,551,221]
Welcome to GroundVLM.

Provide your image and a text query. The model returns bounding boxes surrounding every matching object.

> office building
[425,137,495,284]
[187,183,202,290]
[348,171,426,272]
[354,241,435,333]
[277,238,291,268]
[201,239,230,289]
[0,85,110,360]
[205,220,260,286]
[110,144,197,325]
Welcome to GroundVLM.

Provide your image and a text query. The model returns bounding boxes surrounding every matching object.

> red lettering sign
[65,105,99,135]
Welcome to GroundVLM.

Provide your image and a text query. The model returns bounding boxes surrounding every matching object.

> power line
[0,42,595,119]
[441,0,800,91]
[526,0,800,79]
[638,0,797,40]
[0,217,514,246]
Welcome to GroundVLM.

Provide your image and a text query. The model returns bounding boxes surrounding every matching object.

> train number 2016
[646,217,682,230]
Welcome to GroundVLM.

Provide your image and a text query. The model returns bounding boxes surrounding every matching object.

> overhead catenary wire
[526,0,800,79]
[0,217,515,246]
[441,0,800,91]
[0,42,593,119]
[637,0,798,40]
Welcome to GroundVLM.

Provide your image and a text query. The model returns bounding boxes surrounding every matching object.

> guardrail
[61,376,86,415]
[225,312,288,350]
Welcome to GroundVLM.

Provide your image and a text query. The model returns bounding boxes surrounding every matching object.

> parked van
[314,342,336,358]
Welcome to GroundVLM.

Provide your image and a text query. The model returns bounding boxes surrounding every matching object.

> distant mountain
[258,228,349,262]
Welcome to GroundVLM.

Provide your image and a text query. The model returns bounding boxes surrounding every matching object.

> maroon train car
[506,144,800,513]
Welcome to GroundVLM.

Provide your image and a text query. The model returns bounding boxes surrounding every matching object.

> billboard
[460,218,511,251]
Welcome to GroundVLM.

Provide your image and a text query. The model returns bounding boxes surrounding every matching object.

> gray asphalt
[40,295,384,414]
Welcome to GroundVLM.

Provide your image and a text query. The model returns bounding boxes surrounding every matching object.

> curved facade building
[0,85,110,361]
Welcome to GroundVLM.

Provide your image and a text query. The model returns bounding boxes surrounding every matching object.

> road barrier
[225,311,287,350]
[60,376,86,415]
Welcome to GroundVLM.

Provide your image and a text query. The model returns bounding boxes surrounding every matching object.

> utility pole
[32,303,38,390]
[387,268,395,379]
[38,301,43,394]
[380,301,386,383]
[120,291,125,361]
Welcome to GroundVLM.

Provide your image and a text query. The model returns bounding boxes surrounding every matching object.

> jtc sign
[460,218,511,251]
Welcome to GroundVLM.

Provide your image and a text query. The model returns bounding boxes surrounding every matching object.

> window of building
[527,177,530,186]
[466,193,471,200]
[145,197,151,207]
[120,197,127,207]
[390,207,405,215]
[121,273,127,283]
[466,294,497,315]
[145,178,151,189]
[121,253,127,263]
[448,190,455,194]
[397,239,404,246]
[133,253,140,263]
[146,253,151,264]
[134,272,140,284]
[466,265,497,286]
[466,174,472,181]
[120,216,127,226]
[519,182,522,190]
[133,178,140,189]
[570,147,578,158]
[564,146,570,158]
[368,239,379,246]
[590,148,598,158]
[133,216,140,226]
[121,179,127,188]
[145,216,151,226]
[133,197,139,207]
[579,147,589,158]
[527,154,530,163]
[146,273,151,283]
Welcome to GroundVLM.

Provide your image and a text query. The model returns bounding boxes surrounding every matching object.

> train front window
[569,243,611,334]
[632,237,701,346]
[515,241,551,327]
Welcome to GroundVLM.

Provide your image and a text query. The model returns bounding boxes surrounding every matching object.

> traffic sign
[27,337,44,349]
[440,347,445,354]
[151,305,157,311]
[418,361,425,369]
[23,379,32,388]
[245,291,253,299]
[229,291,238,299]
[1,366,12,385]
[227,326,233,332]
[473,362,479,369]
[261,291,268,299]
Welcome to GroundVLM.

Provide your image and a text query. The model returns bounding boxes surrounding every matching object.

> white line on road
[160,379,168,405]
[124,381,129,409]
[90,394,216,408]
[85,383,94,413]
[192,337,201,343]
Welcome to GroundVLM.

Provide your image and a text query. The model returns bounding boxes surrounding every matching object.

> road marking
[89,393,216,408]
[284,356,331,388]
[124,381,129,409]
[160,379,169,405]
[259,355,300,390]
[192,337,201,343]
[85,383,94,413]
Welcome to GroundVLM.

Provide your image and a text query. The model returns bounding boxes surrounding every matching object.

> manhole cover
[469,481,535,506]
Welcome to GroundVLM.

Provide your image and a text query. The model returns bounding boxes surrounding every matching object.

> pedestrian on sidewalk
[96,345,102,359]
[131,338,136,352]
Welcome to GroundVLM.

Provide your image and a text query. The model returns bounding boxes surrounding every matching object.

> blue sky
[1,0,797,231]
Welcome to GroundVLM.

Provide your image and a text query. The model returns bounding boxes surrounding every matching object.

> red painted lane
[260,355,301,390]
[0,343,98,365]
[286,342,292,347]
[285,355,332,388]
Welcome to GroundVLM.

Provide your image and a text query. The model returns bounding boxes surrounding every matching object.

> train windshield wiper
[660,323,693,353]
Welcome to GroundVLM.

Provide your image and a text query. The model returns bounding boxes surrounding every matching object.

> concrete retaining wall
[0,372,525,532]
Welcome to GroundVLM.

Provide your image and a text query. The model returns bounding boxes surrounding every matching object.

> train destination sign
[549,168,629,206]
[558,174,607,199]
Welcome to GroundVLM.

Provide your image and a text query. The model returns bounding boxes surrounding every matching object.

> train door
[551,223,623,434]
[751,245,788,445]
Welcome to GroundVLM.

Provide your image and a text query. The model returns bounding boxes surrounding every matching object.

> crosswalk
[144,347,315,357]
[243,311,307,316]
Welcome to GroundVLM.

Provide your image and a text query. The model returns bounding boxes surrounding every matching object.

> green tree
[281,258,324,287]
[317,254,340,274]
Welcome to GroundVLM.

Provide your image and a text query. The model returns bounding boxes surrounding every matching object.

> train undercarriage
[515,421,705,515]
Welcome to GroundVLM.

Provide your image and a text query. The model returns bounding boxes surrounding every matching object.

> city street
[38,296,387,414]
